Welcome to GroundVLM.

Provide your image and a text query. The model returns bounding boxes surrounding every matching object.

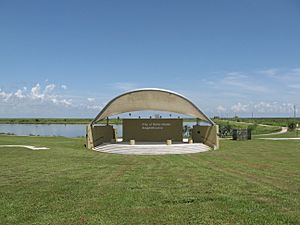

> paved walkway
[259,137,300,141]
[93,142,211,155]
[255,127,288,136]
[0,145,49,150]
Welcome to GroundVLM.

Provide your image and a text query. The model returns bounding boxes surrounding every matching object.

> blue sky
[0,0,300,118]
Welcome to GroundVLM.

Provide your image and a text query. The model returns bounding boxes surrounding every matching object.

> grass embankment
[0,117,298,127]
[214,119,282,135]
[0,118,197,124]
[1,136,300,224]
[222,117,300,127]
[260,131,300,138]
[0,118,94,124]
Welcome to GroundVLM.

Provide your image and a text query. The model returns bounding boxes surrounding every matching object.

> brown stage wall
[123,119,183,142]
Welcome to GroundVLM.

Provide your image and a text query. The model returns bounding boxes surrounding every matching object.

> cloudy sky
[1,1,300,118]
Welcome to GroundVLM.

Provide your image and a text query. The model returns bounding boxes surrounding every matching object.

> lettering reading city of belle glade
[141,122,171,130]
[151,123,171,126]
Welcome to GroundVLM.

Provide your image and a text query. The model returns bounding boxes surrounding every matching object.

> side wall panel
[192,125,219,149]
[86,125,116,149]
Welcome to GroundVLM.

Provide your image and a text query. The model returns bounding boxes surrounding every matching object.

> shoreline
[0,118,198,124]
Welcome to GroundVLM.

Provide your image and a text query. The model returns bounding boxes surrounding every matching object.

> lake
[0,122,208,138]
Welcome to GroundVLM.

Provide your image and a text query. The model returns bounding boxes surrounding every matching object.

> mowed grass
[0,136,300,225]
[257,130,300,138]
[213,119,282,135]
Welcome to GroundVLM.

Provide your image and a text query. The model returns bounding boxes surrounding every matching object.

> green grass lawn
[255,130,300,139]
[0,118,93,124]
[1,136,300,225]
[0,118,198,124]
[221,117,300,127]
[214,119,282,135]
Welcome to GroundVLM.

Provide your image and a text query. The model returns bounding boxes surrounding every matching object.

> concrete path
[0,145,49,150]
[93,143,211,155]
[259,137,300,141]
[255,127,288,136]
[219,120,288,137]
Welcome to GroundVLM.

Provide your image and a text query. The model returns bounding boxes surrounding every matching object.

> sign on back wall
[123,119,183,142]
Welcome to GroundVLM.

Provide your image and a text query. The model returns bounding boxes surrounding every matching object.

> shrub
[248,124,257,131]
[219,124,233,137]
[288,123,297,131]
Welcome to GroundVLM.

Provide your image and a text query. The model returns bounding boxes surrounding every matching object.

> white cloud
[231,102,249,113]
[87,105,101,110]
[201,68,300,113]
[291,68,300,74]
[0,83,103,117]
[216,105,226,112]
[51,98,58,104]
[259,68,279,77]
[29,83,63,104]
[113,82,138,91]
[1,69,300,118]
[60,99,72,107]
[288,84,300,89]
[50,97,72,107]
[0,89,13,102]
[1,83,71,107]
[226,72,244,77]
[31,83,43,99]
[254,102,294,113]
[44,84,56,94]
[14,89,25,98]
[221,74,268,93]
[259,68,300,84]
[224,101,296,115]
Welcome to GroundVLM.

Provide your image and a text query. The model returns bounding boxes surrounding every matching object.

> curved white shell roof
[91,88,214,125]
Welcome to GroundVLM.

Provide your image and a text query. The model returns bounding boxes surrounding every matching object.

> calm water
[0,122,208,138]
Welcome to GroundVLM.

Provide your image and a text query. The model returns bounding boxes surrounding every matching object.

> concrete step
[93,143,211,155]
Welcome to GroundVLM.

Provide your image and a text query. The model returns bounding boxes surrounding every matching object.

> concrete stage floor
[93,142,211,155]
